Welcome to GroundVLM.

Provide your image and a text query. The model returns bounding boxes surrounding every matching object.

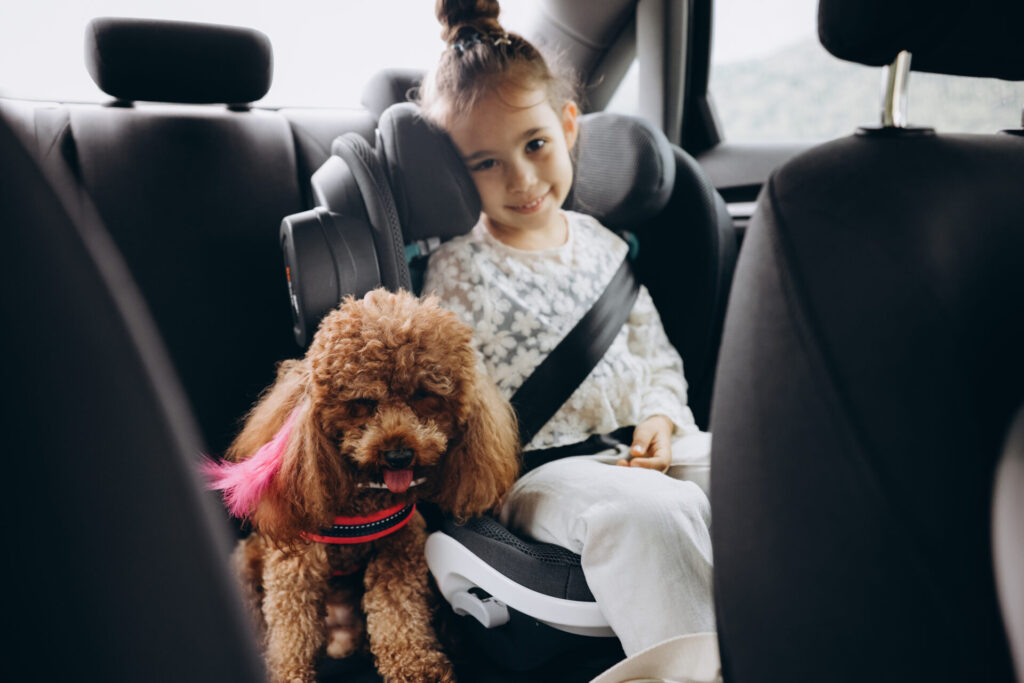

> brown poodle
[204,289,520,683]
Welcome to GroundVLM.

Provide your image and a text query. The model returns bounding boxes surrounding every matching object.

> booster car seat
[280,101,733,668]
[709,1,1024,682]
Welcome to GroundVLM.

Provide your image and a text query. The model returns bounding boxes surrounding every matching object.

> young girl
[419,0,714,658]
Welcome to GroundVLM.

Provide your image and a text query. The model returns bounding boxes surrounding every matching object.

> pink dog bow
[200,407,299,518]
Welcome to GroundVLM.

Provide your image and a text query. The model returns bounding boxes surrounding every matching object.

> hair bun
[436,0,502,43]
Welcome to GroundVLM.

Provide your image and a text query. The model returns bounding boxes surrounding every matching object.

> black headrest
[85,17,273,104]
[568,112,675,231]
[818,0,1024,80]
[363,102,675,241]
[374,103,482,242]
[361,68,424,118]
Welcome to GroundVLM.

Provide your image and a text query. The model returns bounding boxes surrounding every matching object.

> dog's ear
[216,359,352,543]
[432,370,520,521]
[204,360,308,519]
[252,399,353,544]
[226,359,307,465]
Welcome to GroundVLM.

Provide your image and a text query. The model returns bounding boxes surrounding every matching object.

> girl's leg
[500,456,714,656]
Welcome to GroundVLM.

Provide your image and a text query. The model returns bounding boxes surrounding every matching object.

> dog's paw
[325,624,363,659]
[325,600,360,628]
[431,660,457,683]
[324,592,365,658]
[383,649,455,683]
[271,669,315,683]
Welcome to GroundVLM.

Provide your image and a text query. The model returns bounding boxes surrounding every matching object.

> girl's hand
[617,415,674,472]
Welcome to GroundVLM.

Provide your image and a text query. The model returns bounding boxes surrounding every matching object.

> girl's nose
[506,159,536,191]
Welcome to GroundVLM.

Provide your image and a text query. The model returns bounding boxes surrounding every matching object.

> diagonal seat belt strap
[511,255,641,447]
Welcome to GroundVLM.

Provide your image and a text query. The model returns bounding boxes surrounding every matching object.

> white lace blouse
[423,210,698,450]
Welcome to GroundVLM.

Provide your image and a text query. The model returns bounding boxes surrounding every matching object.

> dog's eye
[411,390,442,415]
[347,398,377,418]
[412,388,437,402]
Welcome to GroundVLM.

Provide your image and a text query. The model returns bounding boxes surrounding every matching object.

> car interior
[1,0,1022,682]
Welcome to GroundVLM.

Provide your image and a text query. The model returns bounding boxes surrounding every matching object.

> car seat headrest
[373,103,482,242]
[361,68,425,118]
[566,112,675,231]
[818,0,1024,80]
[84,17,273,104]
[365,103,675,241]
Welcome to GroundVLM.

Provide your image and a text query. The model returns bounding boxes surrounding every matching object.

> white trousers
[500,431,714,657]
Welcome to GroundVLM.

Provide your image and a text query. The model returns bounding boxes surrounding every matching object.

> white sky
[0,0,815,105]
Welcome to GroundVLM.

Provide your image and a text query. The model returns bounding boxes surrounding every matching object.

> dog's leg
[232,535,270,649]
[262,542,330,683]
[363,514,455,683]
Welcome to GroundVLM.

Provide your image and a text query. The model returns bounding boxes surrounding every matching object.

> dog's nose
[383,448,414,469]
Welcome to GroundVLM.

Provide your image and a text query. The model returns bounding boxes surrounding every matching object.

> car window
[0,0,533,107]
[710,0,1024,141]
[606,59,640,116]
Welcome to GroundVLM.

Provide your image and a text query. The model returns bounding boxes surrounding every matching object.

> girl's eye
[470,158,497,172]
[526,138,546,153]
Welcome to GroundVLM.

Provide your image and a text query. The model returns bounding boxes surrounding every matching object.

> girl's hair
[418,0,578,127]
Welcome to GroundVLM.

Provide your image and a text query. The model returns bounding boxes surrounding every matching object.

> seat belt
[510,254,641,453]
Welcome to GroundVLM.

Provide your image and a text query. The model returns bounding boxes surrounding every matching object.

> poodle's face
[233,289,518,539]
[307,290,482,500]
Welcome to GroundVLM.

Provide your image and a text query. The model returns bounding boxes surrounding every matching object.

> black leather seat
[710,1,1024,681]
[0,100,265,682]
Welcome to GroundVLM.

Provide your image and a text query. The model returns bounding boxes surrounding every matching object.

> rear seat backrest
[70,18,307,453]
[69,103,302,453]
[281,107,377,207]
[0,17,380,454]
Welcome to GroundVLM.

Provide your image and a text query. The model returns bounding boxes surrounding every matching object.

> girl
[419,0,714,658]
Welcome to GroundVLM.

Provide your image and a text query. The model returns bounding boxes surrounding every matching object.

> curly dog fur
[219,289,519,683]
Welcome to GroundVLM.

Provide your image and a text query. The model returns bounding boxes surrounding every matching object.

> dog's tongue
[383,469,414,493]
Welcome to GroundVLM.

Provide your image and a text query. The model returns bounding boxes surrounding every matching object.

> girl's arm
[625,286,698,436]
[618,286,699,470]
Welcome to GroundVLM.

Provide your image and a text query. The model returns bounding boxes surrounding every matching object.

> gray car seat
[709,1,1024,682]
[281,101,734,668]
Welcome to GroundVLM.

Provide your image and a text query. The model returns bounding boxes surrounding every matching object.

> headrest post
[881,51,912,128]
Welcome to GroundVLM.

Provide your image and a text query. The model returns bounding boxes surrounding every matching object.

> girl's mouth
[507,193,546,213]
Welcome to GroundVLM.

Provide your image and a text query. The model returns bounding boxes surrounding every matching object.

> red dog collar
[302,503,416,544]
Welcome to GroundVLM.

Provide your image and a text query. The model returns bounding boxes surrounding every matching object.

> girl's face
[446,85,579,250]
